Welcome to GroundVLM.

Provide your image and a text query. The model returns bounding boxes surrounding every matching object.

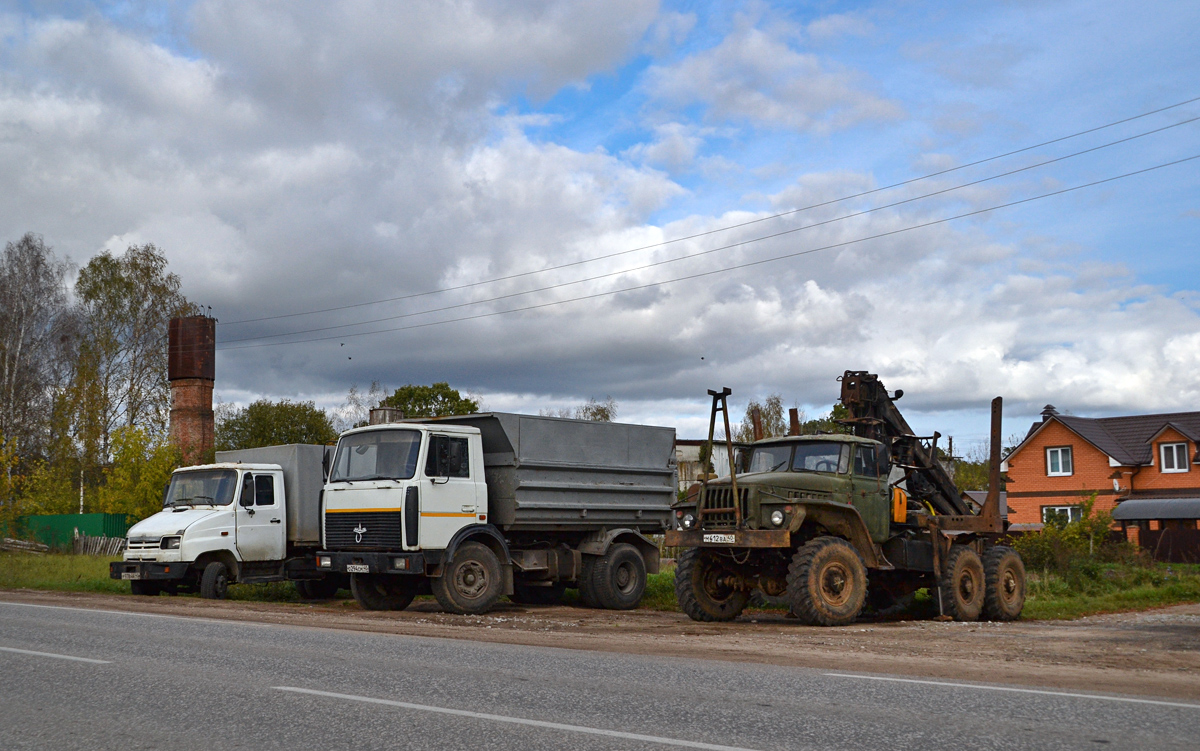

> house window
[1046,446,1073,476]
[1042,505,1082,525]
[1160,442,1190,473]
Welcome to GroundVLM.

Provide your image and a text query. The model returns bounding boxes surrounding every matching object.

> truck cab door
[420,434,477,549]
[851,445,890,542]
[235,472,286,562]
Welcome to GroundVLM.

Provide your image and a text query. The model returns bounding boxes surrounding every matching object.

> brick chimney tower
[168,315,216,465]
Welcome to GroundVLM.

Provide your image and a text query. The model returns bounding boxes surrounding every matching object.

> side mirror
[239,474,255,508]
[322,448,331,482]
[161,482,171,506]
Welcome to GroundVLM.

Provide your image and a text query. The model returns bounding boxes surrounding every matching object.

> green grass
[0,552,127,594]
[5,552,1198,621]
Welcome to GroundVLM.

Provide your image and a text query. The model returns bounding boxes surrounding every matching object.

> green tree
[735,394,788,442]
[74,243,195,461]
[215,399,338,451]
[379,382,479,418]
[539,396,618,421]
[95,426,182,523]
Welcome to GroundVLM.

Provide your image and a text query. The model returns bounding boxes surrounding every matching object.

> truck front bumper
[315,551,429,576]
[109,560,190,582]
[664,529,791,548]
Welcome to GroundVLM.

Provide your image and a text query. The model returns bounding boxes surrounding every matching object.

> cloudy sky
[3,1,1198,446]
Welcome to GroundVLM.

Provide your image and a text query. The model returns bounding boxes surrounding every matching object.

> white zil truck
[110,444,344,599]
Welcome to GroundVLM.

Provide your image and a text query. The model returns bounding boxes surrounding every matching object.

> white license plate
[346,564,370,573]
[703,533,736,544]
[121,572,141,580]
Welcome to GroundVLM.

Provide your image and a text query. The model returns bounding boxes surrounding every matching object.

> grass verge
[4,552,1199,620]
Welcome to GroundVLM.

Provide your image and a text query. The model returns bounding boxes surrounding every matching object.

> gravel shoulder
[3,588,1198,701]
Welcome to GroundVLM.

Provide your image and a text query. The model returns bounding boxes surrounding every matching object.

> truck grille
[324,512,403,550]
[126,537,161,551]
[700,487,749,529]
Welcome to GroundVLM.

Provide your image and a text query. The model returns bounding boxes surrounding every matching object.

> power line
[214,152,1200,352]
[219,116,1200,345]
[217,94,1200,327]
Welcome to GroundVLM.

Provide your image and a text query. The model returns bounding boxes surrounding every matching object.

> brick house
[1002,405,1200,527]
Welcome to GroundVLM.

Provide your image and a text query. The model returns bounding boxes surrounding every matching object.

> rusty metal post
[788,408,800,436]
[751,407,763,441]
[980,396,1004,532]
[720,392,741,527]
[168,316,216,465]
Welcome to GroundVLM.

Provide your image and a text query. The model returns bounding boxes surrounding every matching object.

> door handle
[460,505,475,513]
[270,518,282,524]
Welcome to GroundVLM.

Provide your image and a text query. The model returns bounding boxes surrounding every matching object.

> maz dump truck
[316,412,677,614]
[110,444,345,599]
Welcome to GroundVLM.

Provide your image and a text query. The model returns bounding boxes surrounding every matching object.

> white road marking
[274,686,762,751]
[0,646,110,664]
[0,600,269,628]
[825,673,1200,709]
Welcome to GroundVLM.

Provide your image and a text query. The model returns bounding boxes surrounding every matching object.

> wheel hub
[819,562,850,606]
[456,561,488,599]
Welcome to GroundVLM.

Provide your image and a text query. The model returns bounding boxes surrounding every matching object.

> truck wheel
[350,574,417,611]
[591,543,646,610]
[199,561,229,600]
[982,545,1025,621]
[431,542,503,614]
[940,545,985,621]
[787,537,867,626]
[675,547,750,622]
[577,556,600,608]
[130,580,162,596]
[509,582,566,605]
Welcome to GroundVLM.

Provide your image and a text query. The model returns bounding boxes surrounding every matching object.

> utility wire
[218,94,1200,327]
[214,152,1200,352]
[219,116,1200,345]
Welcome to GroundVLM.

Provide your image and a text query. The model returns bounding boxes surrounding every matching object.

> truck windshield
[331,429,422,482]
[164,469,237,507]
[747,445,792,473]
[792,442,848,473]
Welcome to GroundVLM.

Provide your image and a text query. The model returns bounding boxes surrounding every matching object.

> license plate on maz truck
[346,564,370,573]
[121,572,141,580]
[703,533,736,544]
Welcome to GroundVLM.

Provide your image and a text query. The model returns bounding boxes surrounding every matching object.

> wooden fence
[72,534,126,557]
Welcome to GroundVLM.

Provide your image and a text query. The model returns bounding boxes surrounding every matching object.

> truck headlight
[769,510,785,527]
[318,555,332,568]
[161,536,181,550]
[681,513,695,529]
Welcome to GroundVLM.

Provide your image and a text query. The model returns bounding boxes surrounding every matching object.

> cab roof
[750,433,879,447]
[174,462,280,472]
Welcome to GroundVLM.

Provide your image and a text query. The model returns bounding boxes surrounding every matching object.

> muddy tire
[130,580,162,596]
[940,545,985,621]
[350,574,417,611]
[509,582,566,605]
[591,543,646,610]
[675,547,750,622]
[982,545,1026,621]
[199,561,229,600]
[786,537,867,626]
[577,556,600,608]
[431,542,503,614]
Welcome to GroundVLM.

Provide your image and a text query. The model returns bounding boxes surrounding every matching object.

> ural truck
[666,371,1026,625]
[315,412,676,615]
[110,444,345,600]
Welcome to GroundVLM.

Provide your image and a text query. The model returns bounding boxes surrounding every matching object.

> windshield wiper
[353,475,400,482]
[769,461,789,472]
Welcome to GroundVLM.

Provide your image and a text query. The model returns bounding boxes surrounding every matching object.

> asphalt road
[1,599,1197,751]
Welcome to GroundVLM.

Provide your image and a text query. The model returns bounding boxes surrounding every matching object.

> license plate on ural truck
[121,572,141,580]
[346,564,369,573]
[703,533,736,544]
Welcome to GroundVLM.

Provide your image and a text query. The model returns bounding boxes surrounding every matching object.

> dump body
[216,444,331,545]
[427,413,676,534]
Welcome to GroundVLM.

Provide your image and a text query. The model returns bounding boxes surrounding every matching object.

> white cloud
[644,21,903,132]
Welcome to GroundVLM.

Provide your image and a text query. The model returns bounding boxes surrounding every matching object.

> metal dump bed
[216,444,332,545]
[426,413,676,533]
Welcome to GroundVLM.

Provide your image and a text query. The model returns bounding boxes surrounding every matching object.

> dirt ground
[4,589,1198,701]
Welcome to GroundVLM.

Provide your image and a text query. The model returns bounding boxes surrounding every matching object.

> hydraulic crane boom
[838,371,972,517]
